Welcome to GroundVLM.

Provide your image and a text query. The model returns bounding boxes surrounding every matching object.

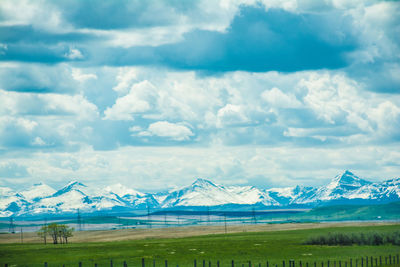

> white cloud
[71,68,97,82]
[0,116,38,132]
[104,80,158,120]
[65,48,83,60]
[139,121,194,141]
[261,87,302,108]
[32,136,46,146]
[112,67,139,94]
[216,104,249,128]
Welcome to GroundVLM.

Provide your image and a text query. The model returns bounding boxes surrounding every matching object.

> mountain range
[1,170,399,217]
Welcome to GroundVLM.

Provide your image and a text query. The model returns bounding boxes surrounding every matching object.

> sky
[0,0,400,191]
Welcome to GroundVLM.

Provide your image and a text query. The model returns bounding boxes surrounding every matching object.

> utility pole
[252,207,257,224]
[207,207,210,225]
[77,209,82,231]
[9,217,15,234]
[147,202,151,229]
[224,213,227,234]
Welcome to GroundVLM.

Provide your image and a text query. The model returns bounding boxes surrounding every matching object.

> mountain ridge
[1,170,400,217]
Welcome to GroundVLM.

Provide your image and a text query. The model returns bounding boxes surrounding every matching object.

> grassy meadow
[1,224,400,267]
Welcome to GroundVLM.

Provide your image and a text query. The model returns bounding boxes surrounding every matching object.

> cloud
[99,6,357,72]
[216,104,249,128]
[0,162,29,178]
[104,80,158,120]
[52,0,200,30]
[137,121,194,141]
[0,89,99,120]
[261,87,302,108]
[0,63,79,93]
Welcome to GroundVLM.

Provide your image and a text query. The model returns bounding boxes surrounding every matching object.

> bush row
[304,231,400,246]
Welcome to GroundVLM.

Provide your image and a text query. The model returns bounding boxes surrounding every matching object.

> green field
[1,225,400,267]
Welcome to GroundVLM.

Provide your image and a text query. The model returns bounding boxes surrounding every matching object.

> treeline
[305,231,400,246]
[37,223,74,244]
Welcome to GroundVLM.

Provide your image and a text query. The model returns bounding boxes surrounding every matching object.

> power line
[77,209,82,231]
[252,207,257,224]
[8,217,15,234]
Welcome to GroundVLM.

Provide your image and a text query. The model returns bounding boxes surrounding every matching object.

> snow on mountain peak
[20,182,56,201]
[331,170,371,188]
[104,183,143,197]
[52,180,88,197]
[191,178,216,188]
[1,171,400,217]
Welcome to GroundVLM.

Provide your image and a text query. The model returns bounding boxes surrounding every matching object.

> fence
[4,254,400,267]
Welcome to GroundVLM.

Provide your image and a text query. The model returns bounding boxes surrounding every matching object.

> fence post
[350,259,352,267]
[300,261,302,267]
[314,262,316,267]
[267,261,269,267]
[397,254,399,264]
[379,256,381,266]
[203,260,206,267]
[217,261,220,267]
[209,261,211,267]
[322,261,324,267]
[232,260,234,267]
[385,257,387,265]
[371,257,373,267]
[44,262,48,267]
[95,264,98,267]
[328,260,330,267]
[195,260,197,267]
[249,261,251,267]
[283,260,285,267]
[79,262,82,267]
[142,258,145,267]
[111,260,113,267]
[366,257,368,267]
[374,259,377,267]
[356,259,358,267]
[339,261,341,267]
[389,255,392,265]
[165,260,168,267]
[362,258,364,267]
[153,260,155,267]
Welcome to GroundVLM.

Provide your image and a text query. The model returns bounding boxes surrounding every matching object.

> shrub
[304,231,400,246]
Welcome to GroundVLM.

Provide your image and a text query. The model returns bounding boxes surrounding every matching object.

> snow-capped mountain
[1,170,400,217]
[159,179,278,207]
[20,183,56,202]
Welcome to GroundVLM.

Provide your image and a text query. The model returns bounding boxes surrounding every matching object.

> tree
[37,223,74,244]
[60,224,74,244]
[37,225,48,244]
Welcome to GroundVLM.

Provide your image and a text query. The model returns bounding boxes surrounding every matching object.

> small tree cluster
[305,231,400,246]
[37,223,74,244]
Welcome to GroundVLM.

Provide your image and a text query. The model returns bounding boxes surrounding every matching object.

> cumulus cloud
[137,121,194,141]
[98,6,357,72]
[0,89,99,120]
[0,0,399,188]
[261,87,302,108]
[104,80,158,120]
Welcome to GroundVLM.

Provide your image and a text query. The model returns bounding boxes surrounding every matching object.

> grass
[0,224,400,267]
